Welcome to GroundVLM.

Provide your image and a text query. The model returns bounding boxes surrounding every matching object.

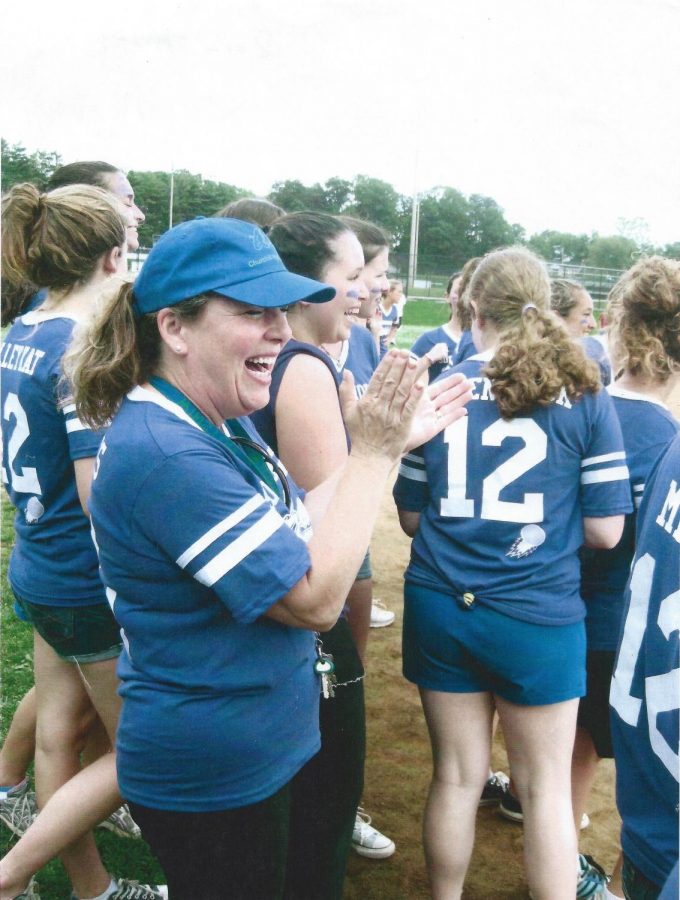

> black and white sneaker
[478,771,510,807]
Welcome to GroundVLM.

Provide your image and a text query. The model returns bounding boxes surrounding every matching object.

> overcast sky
[3,0,679,244]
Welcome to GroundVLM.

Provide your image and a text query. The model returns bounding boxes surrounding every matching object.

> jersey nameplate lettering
[0,342,46,376]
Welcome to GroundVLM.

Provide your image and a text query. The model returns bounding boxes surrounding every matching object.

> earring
[175,345,182,352]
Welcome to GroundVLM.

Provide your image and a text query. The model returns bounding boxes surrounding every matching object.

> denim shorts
[403,582,586,706]
[355,548,372,581]
[15,595,122,663]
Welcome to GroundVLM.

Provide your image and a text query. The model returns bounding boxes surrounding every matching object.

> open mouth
[345,307,361,317]
[245,356,276,374]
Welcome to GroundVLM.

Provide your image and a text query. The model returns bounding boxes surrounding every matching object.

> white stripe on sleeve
[581,451,626,468]
[194,507,283,587]
[398,462,428,482]
[176,494,265,568]
[581,466,629,485]
[65,417,90,433]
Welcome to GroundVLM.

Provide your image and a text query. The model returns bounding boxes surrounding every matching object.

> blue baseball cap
[131,217,335,315]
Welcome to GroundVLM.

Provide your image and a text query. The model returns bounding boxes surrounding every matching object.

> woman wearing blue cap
[57,216,471,900]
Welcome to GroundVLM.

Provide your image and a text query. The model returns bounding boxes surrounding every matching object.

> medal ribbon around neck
[149,376,286,504]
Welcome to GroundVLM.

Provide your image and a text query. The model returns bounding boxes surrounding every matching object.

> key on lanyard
[314,654,336,700]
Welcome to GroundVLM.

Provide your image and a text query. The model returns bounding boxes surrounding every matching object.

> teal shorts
[403,583,586,706]
[15,595,122,664]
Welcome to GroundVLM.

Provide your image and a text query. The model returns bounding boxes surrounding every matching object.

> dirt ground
[343,475,622,900]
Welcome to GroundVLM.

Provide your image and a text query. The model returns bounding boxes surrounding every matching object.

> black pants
[283,616,366,900]
[622,855,662,900]
[129,785,290,900]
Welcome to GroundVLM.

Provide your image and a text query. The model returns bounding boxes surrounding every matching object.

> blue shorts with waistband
[403,583,585,706]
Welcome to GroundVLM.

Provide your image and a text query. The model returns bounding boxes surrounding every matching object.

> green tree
[416,187,470,270]
[528,230,591,264]
[465,194,522,256]
[660,241,680,260]
[323,177,353,212]
[1,140,61,191]
[586,235,638,269]
[348,175,403,238]
[268,179,329,212]
[129,170,245,245]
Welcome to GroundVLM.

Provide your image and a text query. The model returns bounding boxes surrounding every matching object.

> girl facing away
[394,247,630,900]
[575,256,680,899]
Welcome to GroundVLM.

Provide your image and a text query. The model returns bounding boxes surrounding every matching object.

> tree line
[3,140,678,273]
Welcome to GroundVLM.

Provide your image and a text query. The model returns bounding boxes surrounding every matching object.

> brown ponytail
[2,183,125,294]
[469,248,601,419]
[607,256,680,383]
[66,283,211,428]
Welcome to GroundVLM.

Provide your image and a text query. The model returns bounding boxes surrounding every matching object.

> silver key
[321,671,336,699]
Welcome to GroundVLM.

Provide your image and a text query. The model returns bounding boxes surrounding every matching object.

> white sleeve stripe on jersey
[581,465,630,485]
[581,451,626,468]
[176,494,266,568]
[403,452,424,464]
[65,417,90,433]
[62,403,76,414]
[193,507,283,587]
[398,462,428,482]
[633,483,645,493]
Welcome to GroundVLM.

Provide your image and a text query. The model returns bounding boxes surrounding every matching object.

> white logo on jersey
[24,496,44,524]
[507,523,546,559]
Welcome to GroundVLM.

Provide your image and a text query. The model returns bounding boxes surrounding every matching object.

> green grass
[395,298,450,351]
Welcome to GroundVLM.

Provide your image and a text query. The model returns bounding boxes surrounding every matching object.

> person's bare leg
[420,689,494,900]
[0,690,36,787]
[75,656,122,748]
[346,577,373,665]
[81,715,112,767]
[495,695,579,900]
[571,726,600,832]
[0,755,121,900]
[33,633,111,899]
[608,852,624,897]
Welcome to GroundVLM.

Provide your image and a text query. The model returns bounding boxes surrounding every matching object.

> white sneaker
[352,808,396,859]
[370,599,395,628]
[97,803,142,838]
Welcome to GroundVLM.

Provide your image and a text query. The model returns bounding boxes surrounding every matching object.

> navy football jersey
[378,303,399,356]
[610,433,680,888]
[581,387,678,650]
[411,326,459,383]
[341,323,379,397]
[394,352,632,624]
[453,330,476,365]
[582,335,612,386]
[1,314,105,606]
[90,388,318,812]
[251,338,348,454]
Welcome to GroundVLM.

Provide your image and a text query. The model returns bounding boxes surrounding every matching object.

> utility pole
[169,168,175,229]
[407,191,420,291]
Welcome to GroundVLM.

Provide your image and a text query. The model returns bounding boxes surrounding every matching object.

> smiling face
[447,276,462,315]
[310,230,366,342]
[103,170,145,252]
[175,297,292,422]
[358,247,390,320]
[563,289,596,337]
